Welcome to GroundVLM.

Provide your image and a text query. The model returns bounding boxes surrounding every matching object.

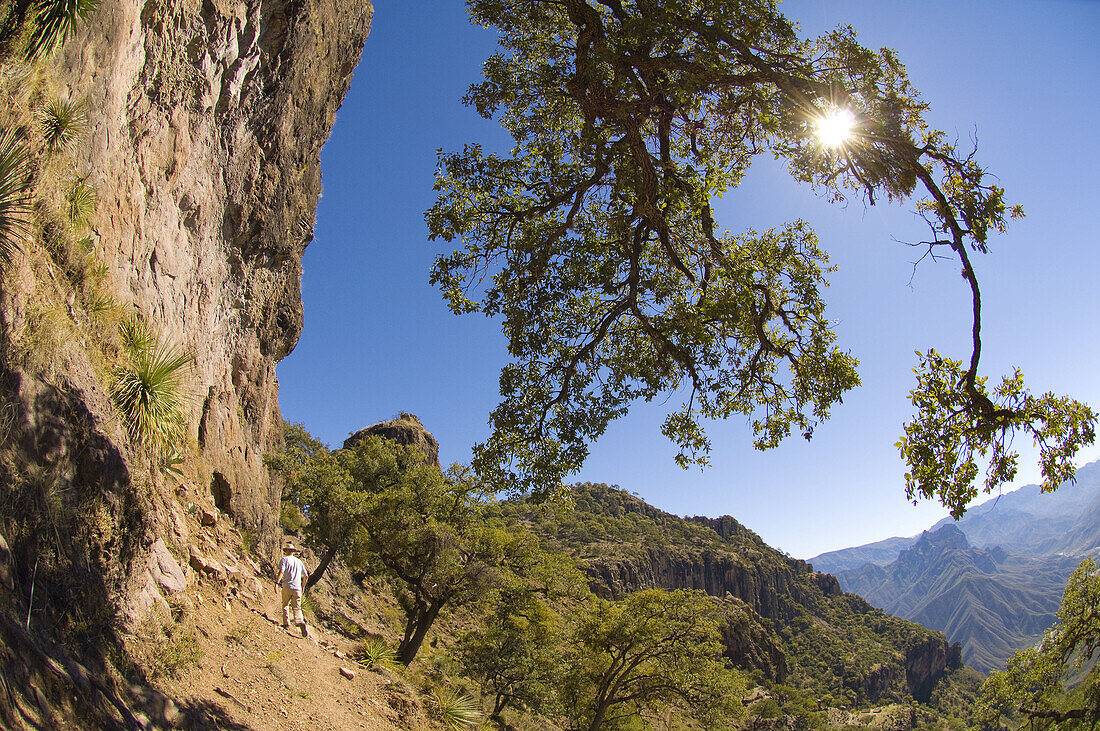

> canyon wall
[0,0,372,630]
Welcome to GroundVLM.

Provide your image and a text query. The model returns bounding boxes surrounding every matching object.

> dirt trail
[157,574,420,730]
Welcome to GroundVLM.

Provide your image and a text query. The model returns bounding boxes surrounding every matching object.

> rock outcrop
[344,413,441,467]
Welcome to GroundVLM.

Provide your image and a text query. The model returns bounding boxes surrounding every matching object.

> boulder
[147,539,187,594]
[188,547,227,580]
[132,573,170,618]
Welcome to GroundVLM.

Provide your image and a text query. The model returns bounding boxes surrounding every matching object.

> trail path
[158,575,417,730]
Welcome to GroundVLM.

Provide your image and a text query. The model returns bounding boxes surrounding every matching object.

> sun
[815,108,856,147]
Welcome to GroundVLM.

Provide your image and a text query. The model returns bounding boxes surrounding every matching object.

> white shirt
[278,555,307,591]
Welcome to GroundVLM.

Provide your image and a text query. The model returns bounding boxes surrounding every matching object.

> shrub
[279,504,304,532]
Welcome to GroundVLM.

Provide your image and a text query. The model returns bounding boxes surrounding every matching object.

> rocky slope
[836,525,1079,674]
[0,0,372,724]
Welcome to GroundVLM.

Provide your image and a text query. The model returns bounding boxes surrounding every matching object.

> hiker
[276,542,309,636]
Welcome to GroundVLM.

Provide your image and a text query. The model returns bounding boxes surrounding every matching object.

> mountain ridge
[496,482,967,707]
[809,461,1100,673]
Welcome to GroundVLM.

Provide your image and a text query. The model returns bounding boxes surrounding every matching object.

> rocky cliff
[0,0,371,722]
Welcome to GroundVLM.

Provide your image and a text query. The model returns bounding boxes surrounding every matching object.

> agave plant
[37,97,87,154]
[357,638,398,670]
[0,129,32,266]
[25,0,100,60]
[111,320,193,451]
[430,687,482,730]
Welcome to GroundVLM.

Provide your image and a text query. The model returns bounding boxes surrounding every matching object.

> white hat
[284,542,298,553]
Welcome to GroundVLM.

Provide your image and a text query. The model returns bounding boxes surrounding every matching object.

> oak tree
[559,588,745,730]
[428,0,1095,515]
[267,422,356,590]
[341,447,510,665]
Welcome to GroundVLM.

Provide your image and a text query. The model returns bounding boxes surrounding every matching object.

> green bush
[279,504,305,532]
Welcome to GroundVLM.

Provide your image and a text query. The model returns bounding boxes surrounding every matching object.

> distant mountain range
[809,461,1100,673]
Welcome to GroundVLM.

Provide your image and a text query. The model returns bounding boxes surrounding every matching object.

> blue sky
[277,0,1100,559]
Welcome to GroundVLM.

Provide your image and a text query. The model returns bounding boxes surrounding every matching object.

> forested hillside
[493,483,974,710]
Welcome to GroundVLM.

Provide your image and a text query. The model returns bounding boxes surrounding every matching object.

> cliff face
[0,0,370,665]
[49,0,372,537]
[0,1,371,721]
[588,545,822,621]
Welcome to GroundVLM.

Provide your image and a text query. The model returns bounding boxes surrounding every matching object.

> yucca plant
[85,293,114,327]
[430,687,482,730]
[0,128,32,266]
[357,638,398,670]
[37,97,86,154]
[111,320,193,452]
[65,175,96,228]
[25,0,100,60]
[119,315,155,354]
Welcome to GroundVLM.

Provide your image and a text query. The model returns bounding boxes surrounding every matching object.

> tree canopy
[270,425,522,665]
[427,0,1095,515]
[560,588,745,730]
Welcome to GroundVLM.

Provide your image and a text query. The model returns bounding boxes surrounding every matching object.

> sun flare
[815,108,856,147]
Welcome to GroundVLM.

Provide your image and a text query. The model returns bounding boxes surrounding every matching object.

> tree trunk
[396,602,441,665]
[489,694,508,729]
[304,541,338,591]
[587,699,611,731]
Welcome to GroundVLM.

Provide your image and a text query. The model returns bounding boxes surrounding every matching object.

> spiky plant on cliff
[64,175,96,229]
[24,0,100,60]
[37,97,87,154]
[0,128,31,266]
[111,318,193,453]
[430,687,482,730]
